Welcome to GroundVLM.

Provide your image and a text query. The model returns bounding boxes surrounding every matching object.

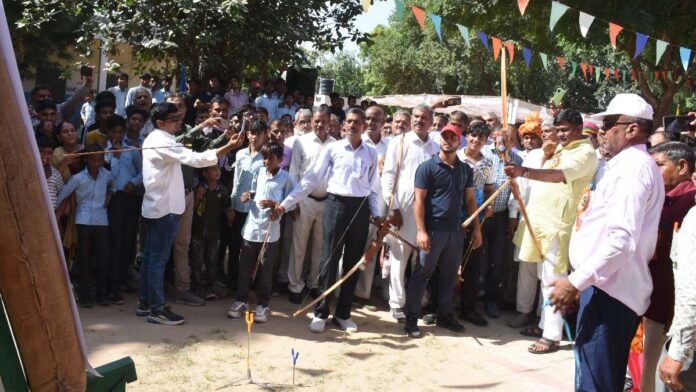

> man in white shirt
[549,94,665,391]
[138,102,243,326]
[381,104,440,322]
[107,72,129,117]
[354,105,390,307]
[254,80,278,120]
[276,108,384,334]
[287,106,336,304]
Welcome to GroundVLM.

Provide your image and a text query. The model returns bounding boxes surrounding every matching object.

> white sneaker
[254,305,269,323]
[309,317,326,333]
[227,301,248,319]
[333,317,358,333]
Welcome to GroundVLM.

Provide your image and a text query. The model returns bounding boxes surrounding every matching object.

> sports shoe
[405,318,422,338]
[227,301,248,319]
[289,291,303,305]
[391,308,406,323]
[437,314,466,333]
[332,317,358,333]
[422,312,437,325]
[136,301,150,316]
[175,291,205,307]
[147,306,185,326]
[309,317,326,333]
[485,301,501,318]
[254,305,269,323]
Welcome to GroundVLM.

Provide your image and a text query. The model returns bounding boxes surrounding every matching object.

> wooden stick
[462,179,511,228]
[510,179,544,259]
[63,144,184,158]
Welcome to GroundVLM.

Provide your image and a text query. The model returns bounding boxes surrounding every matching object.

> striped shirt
[46,165,65,210]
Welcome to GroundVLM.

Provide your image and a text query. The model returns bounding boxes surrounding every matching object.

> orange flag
[517,0,530,15]
[556,56,565,69]
[589,64,595,77]
[614,68,620,81]
[662,71,668,83]
[492,37,502,61]
[580,63,588,80]
[411,6,426,31]
[604,68,611,80]
[504,42,515,64]
[609,23,623,49]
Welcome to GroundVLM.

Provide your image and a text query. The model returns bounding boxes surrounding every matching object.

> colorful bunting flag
[580,63,588,80]
[595,66,601,83]
[517,0,530,15]
[579,12,595,38]
[661,71,667,83]
[622,70,627,82]
[394,0,405,22]
[428,13,443,41]
[653,71,659,83]
[680,47,692,71]
[633,33,648,59]
[522,47,532,67]
[668,71,673,82]
[609,23,623,49]
[477,32,490,51]
[361,0,370,12]
[504,42,515,64]
[589,64,594,77]
[540,53,548,70]
[614,68,620,81]
[491,37,502,61]
[570,62,577,78]
[457,24,471,47]
[655,40,668,66]
[556,56,565,69]
[411,6,426,31]
[549,2,569,32]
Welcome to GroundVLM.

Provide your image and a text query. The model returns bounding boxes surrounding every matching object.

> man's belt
[308,194,328,202]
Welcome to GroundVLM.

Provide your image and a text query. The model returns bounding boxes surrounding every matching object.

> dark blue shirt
[414,154,473,232]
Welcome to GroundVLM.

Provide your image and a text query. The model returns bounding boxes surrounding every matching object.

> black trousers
[460,229,484,313]
[76,224,109,300]
[482,211,508,302]
[108,191,141,292]
[190,229,220,296]
[314,194,370,320]
[236,239,280,307]
[226,211,247,289]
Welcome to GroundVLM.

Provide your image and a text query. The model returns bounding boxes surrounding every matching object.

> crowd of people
[31,70,696,391]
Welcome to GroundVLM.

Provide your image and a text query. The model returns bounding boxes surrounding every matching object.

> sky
[341,1,395,54]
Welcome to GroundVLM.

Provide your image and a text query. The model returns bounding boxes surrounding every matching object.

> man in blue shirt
[404,124,482,338]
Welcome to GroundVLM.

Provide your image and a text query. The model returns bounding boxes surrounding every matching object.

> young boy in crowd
[227,141,296,323]
[56,144,118,307]
[191,165,230,301]
[268,119,292,170]
[105,115,126,165]
[125,106,149,148]
[37,134,64,211]
[85,101,116,147]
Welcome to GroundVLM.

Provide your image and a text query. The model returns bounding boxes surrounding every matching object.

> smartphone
[217,118,231,130]
[80,65,93,77]
[663,115,695,134]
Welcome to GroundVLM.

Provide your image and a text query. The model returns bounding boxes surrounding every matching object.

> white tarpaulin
[435,95,547,123]
[365,94,459,108]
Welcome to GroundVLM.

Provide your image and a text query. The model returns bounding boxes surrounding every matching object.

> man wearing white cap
[549,94,665,391]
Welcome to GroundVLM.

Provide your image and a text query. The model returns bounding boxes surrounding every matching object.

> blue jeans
[139,213,180,311]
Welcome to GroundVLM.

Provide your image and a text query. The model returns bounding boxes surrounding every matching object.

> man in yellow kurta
[504,109,598,354]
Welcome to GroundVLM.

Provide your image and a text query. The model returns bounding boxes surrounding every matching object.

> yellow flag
[676,104,681,115]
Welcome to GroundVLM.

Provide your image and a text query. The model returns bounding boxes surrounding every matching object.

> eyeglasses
[165,115,180,122]
[600,121,632,131]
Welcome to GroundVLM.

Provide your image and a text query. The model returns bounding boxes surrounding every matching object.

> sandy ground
[82,292,575,391]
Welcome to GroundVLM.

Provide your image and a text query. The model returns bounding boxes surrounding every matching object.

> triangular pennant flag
[522,47,532,67]
[570,62,578,79]
[653,71,659,83]
[630,69,637,81]
[556,56,565,69]
[633,33,648,59]
[604,68,611,80]
[517,0,530,15]
[655,40,668,66]
[491,37,502,61]
[549,2,570,32]
[589,64,595,77]
[595,66,601,83]
[677,103,681,115]
[675,74,683,84]
[477,32,490,51]
[457,24,471,47]
[361,0,370,12]
[428,13,443,41]
[622,69,627,82]
[609,23,623,49]
[614,68,620,81]
[540,53,548,70]
[579,12,595,38]
[680,47,692,71]
[668,71,673,82]
[504,42,515,64]
[394,0,405,22]
[411,6,426,31]
[580,63,588,80]
[661,71,668,83]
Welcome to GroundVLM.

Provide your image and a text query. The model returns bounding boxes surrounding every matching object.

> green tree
[316,51,366,96]
[8,0,369,80]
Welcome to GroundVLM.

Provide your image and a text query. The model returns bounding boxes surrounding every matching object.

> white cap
[591,93,653,120]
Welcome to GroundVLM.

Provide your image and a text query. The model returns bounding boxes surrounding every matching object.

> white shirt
[508,148,544,218]
[242,169,296,243]
[289,132,335,197]
[363,133,390,216]
[254,94,278,120]
[107,86,128,117]
[141,129,219,219]
[568,144,665,315]
[281,138,380,217]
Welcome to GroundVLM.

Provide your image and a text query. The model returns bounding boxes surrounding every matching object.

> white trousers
[516,259,541,315]
[537,239,566,342]
[387,236,416,310]
[287,198,324,293]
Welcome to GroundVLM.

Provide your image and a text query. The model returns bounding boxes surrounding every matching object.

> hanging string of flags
[366,0,694,89]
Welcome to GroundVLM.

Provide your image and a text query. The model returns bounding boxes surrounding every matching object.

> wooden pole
[0,8,86,390]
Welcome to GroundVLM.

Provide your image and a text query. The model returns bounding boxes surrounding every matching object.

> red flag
[630,69,637,81]
[609,23,623,49]
[653,71,659,82]
[517,0,530,15]
[504,42,515,64]
[556,56,565,69]
[580,63,588,80]
[492,37,502,61]
[614,68,620,81]
[411,6,426,31]
[604,68,611,80]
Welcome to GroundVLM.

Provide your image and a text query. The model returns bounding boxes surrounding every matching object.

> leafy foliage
[315,51,366,96]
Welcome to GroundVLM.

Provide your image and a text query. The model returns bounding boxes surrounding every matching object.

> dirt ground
[82,293,575,391]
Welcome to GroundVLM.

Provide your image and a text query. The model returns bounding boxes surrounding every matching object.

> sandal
[528,337,560,354]
[520,326,543,338]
